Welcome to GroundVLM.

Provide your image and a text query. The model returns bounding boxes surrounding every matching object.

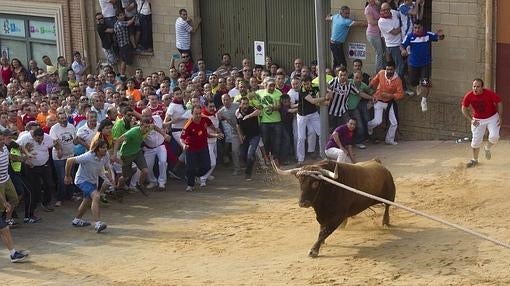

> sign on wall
[0,18,25,37]
[254,41,265,65]
[29,20,56,41]
[348,42,366,60]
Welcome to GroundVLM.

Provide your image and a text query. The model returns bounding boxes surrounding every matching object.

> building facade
[1,0,507,139]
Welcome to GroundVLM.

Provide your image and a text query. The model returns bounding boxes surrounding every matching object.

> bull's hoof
[382,223,392,229]
[308,249,319,258]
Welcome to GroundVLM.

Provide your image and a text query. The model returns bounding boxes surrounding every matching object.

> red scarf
[201,107,216,116]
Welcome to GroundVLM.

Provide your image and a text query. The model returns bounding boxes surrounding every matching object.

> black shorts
[119,45,133,65]
[408,64,431,87]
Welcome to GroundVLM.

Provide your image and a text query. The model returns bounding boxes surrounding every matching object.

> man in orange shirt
[36,101,50,127]
[125,78,141,102]
[367,61,404,145]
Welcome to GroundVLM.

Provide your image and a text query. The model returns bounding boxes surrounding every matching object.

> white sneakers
[421,97,428,112]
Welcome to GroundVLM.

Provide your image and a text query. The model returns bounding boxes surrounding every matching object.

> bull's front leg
[382,203,391,227]
[309,218,345,258]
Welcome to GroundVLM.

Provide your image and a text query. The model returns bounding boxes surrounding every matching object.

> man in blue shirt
[326,6,366,69]
[401,20,445,112]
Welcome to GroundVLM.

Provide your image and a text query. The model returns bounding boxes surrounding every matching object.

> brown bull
[274,159,396,257]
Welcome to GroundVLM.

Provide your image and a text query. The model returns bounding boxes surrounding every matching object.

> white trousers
[143,145,167,185]
[296,112,320,162]
[471,113,500,148]
[367,101,398,143]
[325,147,352,163]
[201,141,217,180]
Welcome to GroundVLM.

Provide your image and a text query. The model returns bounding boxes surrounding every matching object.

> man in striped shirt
[175,9,200,55]
[0,129,29,262]
[328,67,359,128]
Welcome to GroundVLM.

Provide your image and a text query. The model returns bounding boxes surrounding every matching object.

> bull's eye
[311,181,320,189]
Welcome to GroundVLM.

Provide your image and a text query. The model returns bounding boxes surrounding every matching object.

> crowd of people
[0,0,503,263]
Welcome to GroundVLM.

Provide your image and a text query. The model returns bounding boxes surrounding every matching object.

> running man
[64,139,113,233]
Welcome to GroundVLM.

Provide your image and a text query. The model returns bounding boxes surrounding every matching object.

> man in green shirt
[112,118,170,190]
[347,70,373,149]
[256,77,282,164]
[112,105,135,140]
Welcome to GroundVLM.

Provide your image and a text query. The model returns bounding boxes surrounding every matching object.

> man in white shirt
[164,87,190,162]
[75,111,98,156]
[50,112,85,207]
[141,108,168,190]
[378,3,404,77]
[16,127,60,212]
[99,0,117,28]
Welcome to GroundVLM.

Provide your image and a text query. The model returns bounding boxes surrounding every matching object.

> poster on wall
[347,42,367,60]
[0,18,25,37]
[1,47,8,59]
[29,20,56,41]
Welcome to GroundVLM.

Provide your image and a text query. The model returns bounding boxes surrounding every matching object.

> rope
[317,174,510,250]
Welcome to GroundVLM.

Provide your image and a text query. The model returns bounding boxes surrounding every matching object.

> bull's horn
[271,158,300,175]
[319,167,338,180]
[319,161,339,179]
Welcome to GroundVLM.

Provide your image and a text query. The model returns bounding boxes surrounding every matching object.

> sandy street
[1,140,510,285]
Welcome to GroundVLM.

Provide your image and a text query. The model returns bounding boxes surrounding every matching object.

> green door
[199,0,330,72]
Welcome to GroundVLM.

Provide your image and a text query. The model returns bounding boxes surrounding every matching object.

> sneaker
[466,159,478,168]
[146,182,157,189]
[207,175,215,181]
[127,186,139,193]
[95,223,107,233]
[405,89,416,97]
[55,201,62,207]
[232,170,240,176]
[367,128,373,136]
[72,219,91,227]
[40,203,54,212]
[5,218,17,228]
[245,174,252,181]
[185,186,193,192]
[100,194,109,204]
[200,179,207,187]
[484,147,491,160]
[158,183,166,190]
[385,141,398,146]
[356,144,367,149]
[421,97,428,112]
[10,250,29,263]
[23,216,41,224]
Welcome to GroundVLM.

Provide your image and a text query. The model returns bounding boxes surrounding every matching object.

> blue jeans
[241,135,260,176]
[260,122,282,161]
[54,159,73,201]
[329,42,346,68]
[185,147,211,187]
[386,46,404,77]
[279,123,292,163]
[367,34,386,73]
[348,108,366,144]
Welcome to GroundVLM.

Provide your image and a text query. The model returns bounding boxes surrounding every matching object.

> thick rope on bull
[317,174,510,250]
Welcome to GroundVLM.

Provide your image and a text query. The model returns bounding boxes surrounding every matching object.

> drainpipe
[485,0,493,88]
[79,0,89,67]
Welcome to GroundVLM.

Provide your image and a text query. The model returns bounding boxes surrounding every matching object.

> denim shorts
[76,182,97,199]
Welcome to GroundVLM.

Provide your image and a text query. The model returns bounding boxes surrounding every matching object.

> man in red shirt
[180,105,221,192]
[461,78,503,168]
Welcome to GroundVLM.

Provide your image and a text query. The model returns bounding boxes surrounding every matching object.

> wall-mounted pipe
[485,0,494,88]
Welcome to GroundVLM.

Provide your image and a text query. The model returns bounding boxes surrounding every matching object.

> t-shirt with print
[461,88,502,120]
[49,123,76,160]
[257,89,282,123]
[180,117,212,152]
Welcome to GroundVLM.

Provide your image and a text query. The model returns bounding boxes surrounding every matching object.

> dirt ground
[1,140,510,285]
